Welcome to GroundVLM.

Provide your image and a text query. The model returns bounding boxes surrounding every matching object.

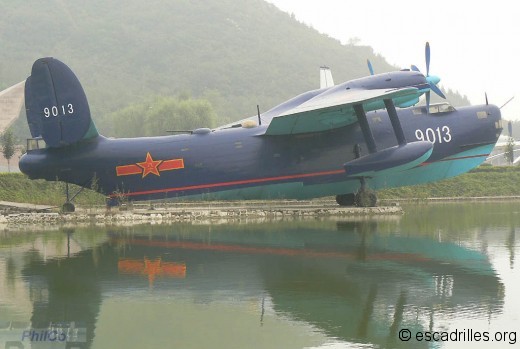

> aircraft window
[412,103,455,116]
[372,116,382,123]
[429,105,440,113]
[181,147,190,152]
[234,141,243,149]
[477,111,488,119]
[26,138,46,151]
[27,139,38,151]
[438,104,455,113]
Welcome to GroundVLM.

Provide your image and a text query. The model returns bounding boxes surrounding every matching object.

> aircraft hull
[19,104,501,202]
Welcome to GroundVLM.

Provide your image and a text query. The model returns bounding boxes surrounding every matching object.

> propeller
[367,59,374,75]
[411,42,446,112]
[500,96,515,110]
[485,94,515,109]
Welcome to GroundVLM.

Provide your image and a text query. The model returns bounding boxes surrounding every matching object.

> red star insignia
[136,152,163,178]
[143,257,162,287]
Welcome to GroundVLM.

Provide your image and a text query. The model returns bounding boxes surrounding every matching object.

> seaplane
[18,43,502,211]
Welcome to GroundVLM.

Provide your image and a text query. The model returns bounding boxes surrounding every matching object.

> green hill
[1,0,469,137]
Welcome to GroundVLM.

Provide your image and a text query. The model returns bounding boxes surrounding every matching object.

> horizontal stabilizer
[343,141,433,177]
[0,81,25,133]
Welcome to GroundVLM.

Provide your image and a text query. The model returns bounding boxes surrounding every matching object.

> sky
[266,0,520,120]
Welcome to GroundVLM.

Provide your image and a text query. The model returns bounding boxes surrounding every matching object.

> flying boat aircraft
[19,43,502,210]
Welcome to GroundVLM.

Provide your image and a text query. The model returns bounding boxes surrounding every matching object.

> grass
[0,172,105,206]
[1,165,519,206]
[379,164,520,199]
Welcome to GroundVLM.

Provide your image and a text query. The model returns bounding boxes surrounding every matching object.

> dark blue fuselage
[19,103,502,201]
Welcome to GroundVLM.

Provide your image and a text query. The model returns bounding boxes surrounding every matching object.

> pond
[0,202,518,348]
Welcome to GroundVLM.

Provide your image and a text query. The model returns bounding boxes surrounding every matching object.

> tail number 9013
[43,104,74,118]
[415,126,452,144]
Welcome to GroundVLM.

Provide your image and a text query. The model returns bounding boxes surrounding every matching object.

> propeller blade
[500,96,515,109]
[485,92,488,105]
[426,91,431,114]
[429,83,446,99]
[411,65,421,72]
[367,59,374,75]
[425,42,431,76]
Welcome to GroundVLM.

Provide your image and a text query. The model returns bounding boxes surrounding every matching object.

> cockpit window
[437,104,456,113]
[412,103,456,116]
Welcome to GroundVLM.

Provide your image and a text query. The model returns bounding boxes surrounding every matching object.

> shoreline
[2,195,519,228]
[1,199,403,227]
[379,196,520,203]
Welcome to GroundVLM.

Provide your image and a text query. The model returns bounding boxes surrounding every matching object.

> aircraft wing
[264,87,417,136]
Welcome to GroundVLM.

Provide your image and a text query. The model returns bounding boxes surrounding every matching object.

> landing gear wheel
[62,202,75,213]
[336,193,356,206]
[354,189,377,207]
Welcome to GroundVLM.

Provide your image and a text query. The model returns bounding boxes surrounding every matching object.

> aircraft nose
[487,104,501,121]
[488,104,502,130]
[426,75,440,85]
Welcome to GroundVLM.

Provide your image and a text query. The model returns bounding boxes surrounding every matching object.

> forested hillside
[1,0,469,137]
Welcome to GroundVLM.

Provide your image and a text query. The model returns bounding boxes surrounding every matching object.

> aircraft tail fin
[319,66,334,89]
[25,57,99,148]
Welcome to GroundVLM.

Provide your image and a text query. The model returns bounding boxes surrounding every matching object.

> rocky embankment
[0,200,403,226]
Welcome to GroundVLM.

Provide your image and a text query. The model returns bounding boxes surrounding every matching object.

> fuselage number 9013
[415,126,452,144]
[43,104,74,118]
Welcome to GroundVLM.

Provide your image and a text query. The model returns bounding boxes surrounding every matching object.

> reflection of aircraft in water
[15,221,503,348]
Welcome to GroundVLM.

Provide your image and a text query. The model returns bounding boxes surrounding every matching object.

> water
[0,202,519,349]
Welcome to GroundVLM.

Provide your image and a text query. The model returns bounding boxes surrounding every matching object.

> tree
[504,136,515,165]
[2,130,16,172]
[108,95,218,137]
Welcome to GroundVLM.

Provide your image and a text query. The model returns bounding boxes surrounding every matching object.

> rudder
[25,57,98,147]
